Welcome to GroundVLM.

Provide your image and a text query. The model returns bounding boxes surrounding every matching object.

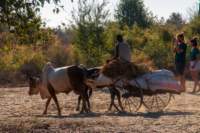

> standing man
[174,33,187,91]
[114,34,131,62]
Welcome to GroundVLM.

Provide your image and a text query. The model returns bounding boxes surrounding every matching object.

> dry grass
[102,59,149,79]
[1,82,200,132]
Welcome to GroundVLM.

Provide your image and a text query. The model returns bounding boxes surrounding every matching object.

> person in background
[189,37,200,93]
[174,33,187,91]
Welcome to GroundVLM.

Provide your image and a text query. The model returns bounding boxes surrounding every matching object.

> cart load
[101,59,150,79]
[116,69,182,112]
[128,69,182,93]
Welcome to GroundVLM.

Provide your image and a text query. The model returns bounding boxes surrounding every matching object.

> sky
[39,0,198,28]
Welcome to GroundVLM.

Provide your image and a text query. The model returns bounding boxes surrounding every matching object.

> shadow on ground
[106,111,193,118]
[32,111,193,119]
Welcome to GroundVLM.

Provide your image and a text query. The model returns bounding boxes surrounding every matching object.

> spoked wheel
[121,87,143,112]
[143,93,172,112]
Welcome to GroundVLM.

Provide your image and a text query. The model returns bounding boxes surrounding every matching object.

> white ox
[28,62,90,116]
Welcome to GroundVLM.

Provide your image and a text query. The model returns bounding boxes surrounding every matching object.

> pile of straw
[101,59,150,79]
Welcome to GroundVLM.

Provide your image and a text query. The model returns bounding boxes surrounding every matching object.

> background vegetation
[0,0,199,85]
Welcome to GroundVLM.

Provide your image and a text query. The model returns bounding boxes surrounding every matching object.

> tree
[115,0,153,28]
[0,0,63,32]
[72,0,109,66]
[166,12,185,28]
[188,16,200,35]
[0,0,65,44]
[199,0,200,16]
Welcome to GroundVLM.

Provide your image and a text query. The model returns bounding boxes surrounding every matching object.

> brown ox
[76,67,124,112]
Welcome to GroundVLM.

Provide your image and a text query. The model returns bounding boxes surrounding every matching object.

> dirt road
[0,82,200,133]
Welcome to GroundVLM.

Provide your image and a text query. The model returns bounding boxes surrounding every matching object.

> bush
[46,44,83,67]
[132,50,155,70]
[188,16,200,35]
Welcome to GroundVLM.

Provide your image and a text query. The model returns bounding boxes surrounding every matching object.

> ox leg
[85,87,92,112]
[85,94,91,113]
[52,94,61,116]
[80,88,90,113]
[108,87,121,112]
[76,96,82,111]
[88,87,93,97]
[47,83,61,116]
[77,87,92,112]
[108,88,115,111]
[115,88,124,111]
[43,98,51,115]
[82,85,91,113]
[80,95,87,113]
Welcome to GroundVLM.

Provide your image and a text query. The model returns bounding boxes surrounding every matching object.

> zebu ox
[77,67,124,112]
[28,63,91,116]
[76,67,99,111]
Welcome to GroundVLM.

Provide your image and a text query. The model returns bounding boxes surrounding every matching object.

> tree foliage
[0,0,61,28]
[166,12,185,29]
[115,0,153,28]
[188,16,200,35]
[72,0,109,66]
[0,0,63,44]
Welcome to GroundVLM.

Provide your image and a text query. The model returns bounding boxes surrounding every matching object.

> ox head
[86,67,101,79]
[85,67,114,89]
[28,77,41,95]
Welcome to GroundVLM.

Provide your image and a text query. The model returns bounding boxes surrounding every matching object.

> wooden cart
[117,81,180,112]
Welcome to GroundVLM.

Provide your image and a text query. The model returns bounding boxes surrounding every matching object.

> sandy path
[0,82,200,133]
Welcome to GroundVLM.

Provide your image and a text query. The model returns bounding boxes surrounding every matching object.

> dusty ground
[1,82,200,133]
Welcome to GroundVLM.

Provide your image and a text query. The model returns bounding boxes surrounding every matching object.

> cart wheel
[143,93,172,112]
[121,87,143,112]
